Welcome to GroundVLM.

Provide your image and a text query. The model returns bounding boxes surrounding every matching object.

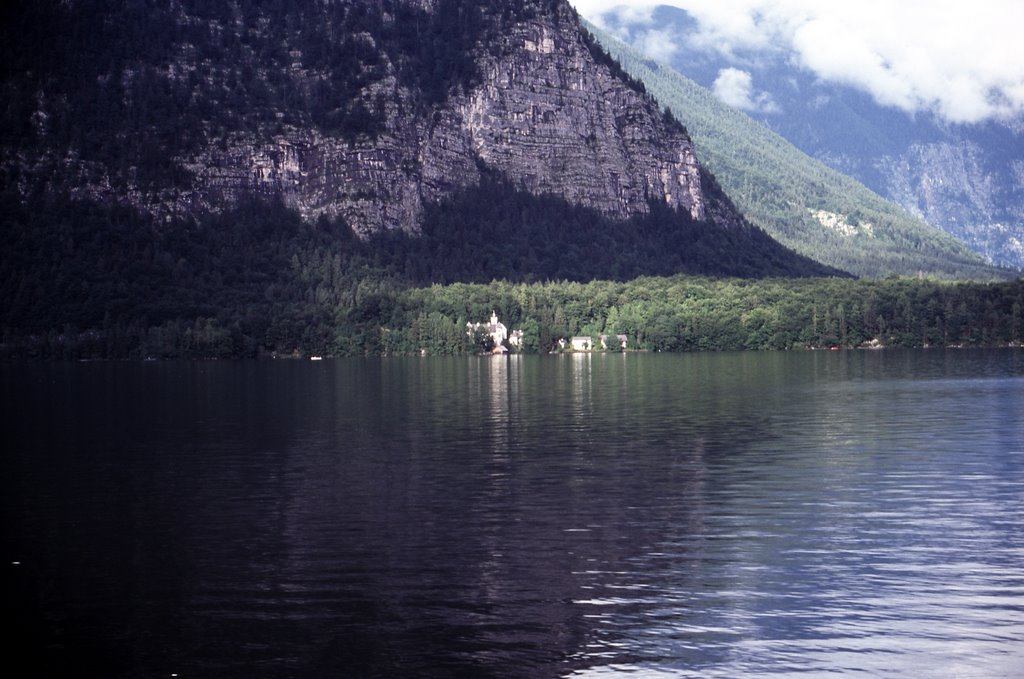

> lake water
[4,351,1024,678]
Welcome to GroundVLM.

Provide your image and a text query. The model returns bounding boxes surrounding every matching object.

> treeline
[341,276,1024,356]
[1,179,840,360]
[6,272,1023,360]
[3,191,1022,360]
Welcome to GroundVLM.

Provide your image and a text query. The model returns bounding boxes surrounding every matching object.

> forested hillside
[2,1,1020,361]
[3,192,1021,360]
[7,260,1023,359]
[585,23,1001,280]
[0,186,839,356]
[591,4,1024,270]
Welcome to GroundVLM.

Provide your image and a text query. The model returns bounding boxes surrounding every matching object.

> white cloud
[576,0,656,36]
[569,0,1024,124]
[712,67,779,113]
[635,28,680,62]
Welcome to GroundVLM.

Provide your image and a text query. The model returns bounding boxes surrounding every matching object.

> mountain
[0,0,841,352]
[2,1,818,251]
[594,4,1024,270]
[583,19,1001,280]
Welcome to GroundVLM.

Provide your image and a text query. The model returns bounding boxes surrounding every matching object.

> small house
[570,336,592,351]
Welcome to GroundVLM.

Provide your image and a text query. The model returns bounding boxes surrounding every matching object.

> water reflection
[560,353,1024,677]
[3,351,1023,677]
[569,353,593,431]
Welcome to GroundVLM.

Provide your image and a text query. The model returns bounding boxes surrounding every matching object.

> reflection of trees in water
[13,354,1019,675]
[222,355,803,675]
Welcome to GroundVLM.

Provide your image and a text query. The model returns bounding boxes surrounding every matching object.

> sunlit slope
[586,22,1002,279]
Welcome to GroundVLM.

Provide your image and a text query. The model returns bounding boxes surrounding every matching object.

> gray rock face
[458,17,706,226]
[25,1,719,237]
[878,139,1024,268]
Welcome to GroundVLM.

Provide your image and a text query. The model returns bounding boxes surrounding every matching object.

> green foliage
[3,188,1022,360]
[388,276,1024,355]
[583,22,1004,280]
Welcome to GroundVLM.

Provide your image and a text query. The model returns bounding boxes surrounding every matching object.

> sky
[568,0,1024,124]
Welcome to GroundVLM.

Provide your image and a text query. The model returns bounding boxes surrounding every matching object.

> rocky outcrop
[10,0,723,238]
[188,4,710,236]
[457,17,706,225]
[878,139,1024,268]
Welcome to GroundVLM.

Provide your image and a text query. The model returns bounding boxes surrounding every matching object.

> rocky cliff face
[4,0,723,238]
[188,9,708,237]
[457,17,707,224]
[877,137,1024,268]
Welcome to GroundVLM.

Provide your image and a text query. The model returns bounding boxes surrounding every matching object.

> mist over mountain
[593,4,1024,269]
[582,20,1000,280]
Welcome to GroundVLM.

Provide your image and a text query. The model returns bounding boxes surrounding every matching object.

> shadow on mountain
[1,176,843,356]
[369,174,846,283]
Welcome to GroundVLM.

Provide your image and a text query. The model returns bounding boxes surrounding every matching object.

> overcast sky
[568,0,1024,124]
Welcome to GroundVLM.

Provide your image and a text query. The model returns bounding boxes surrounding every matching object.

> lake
[4,350,1024,677]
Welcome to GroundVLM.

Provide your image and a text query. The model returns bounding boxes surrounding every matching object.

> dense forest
[3,194,1021,360]
[2,1,1021,362]
[1,187,834,358]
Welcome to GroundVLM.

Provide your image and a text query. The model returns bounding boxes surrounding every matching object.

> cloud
[569,0,1024,124]
[634,28,680,62]
[574,0,656,36]
[712,67,779,114]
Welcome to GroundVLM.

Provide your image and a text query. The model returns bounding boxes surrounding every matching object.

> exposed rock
[810,209,875,239]
[6,0,726,239]
[185,5,710,235]
[458,17,706,225]
[878,139,1024,268]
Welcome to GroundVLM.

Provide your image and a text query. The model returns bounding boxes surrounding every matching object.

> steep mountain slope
[1,0,840,353]
[5,0,762,239]
[585,20,1001,280]
[596,4,1024,270]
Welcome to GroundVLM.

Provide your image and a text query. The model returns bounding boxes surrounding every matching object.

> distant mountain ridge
[595,4,1024,270]
[584,19,1002,279]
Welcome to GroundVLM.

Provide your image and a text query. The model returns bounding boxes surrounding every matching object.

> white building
[467,312,522,352]
[570,336,592,351]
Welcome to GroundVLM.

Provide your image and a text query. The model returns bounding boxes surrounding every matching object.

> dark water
[4,351,1024,678]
